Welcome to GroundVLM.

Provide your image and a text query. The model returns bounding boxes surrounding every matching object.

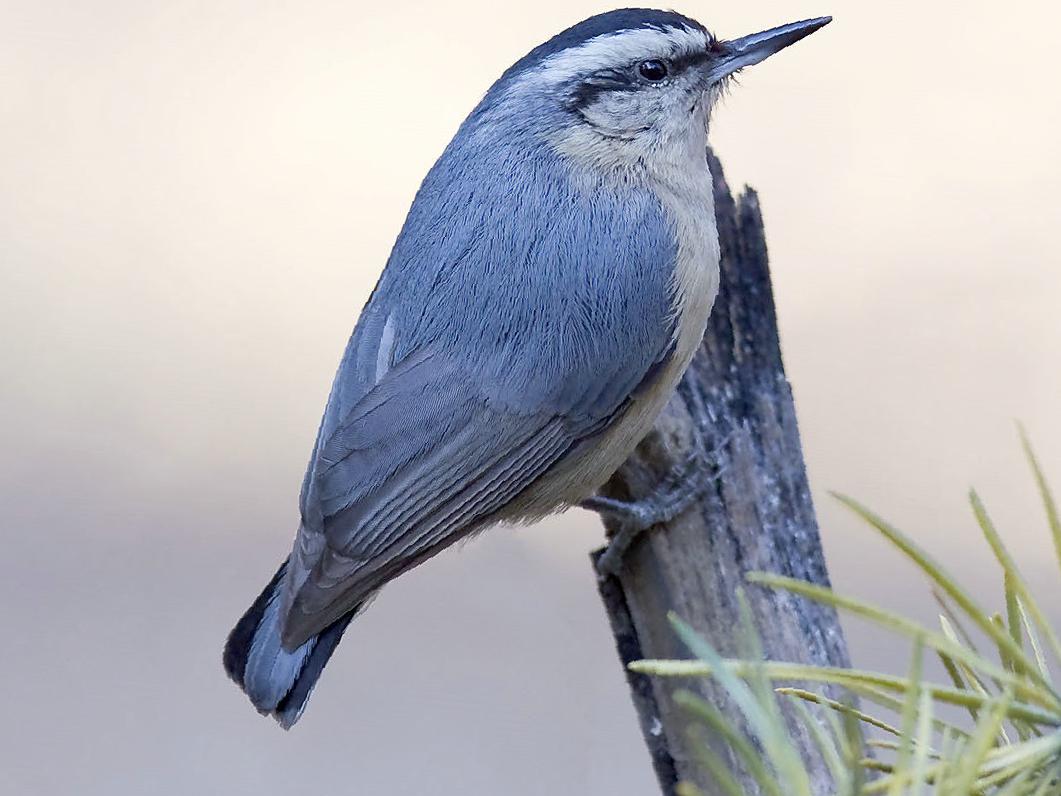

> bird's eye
[638,59,669,82]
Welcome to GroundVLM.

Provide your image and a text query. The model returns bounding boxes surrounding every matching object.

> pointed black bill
[706,16,832,83]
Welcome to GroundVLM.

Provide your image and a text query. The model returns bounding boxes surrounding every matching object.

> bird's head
[482,9,830,175]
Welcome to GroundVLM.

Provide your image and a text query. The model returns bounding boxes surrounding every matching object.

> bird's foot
[583,441,723,578]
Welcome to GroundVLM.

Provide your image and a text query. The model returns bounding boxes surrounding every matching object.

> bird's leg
[583,422,726,578]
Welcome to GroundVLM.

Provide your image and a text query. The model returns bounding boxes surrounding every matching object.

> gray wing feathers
[282,350,572,646]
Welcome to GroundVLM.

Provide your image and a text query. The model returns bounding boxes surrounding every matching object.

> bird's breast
[655,156,721,376]
[507,162,721,517]
[571,165,721,485]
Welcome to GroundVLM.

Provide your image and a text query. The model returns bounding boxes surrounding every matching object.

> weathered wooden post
[593,150,851,795]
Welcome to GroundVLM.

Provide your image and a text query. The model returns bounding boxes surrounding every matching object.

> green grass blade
[934,589,983,655]
[776,688,901,737]
[981,732,1061,774]
[937,647,982,726]
[949,690,1013,794]
[971,489,1061,669]
[631,658,1061,727]
[834,493,1055,695]
[903,688,936,796]
[675,690,784,796]
[733,589,809,789]
[889,638,924,796]
[839,705,866,796]
[668,614,814,795]
[682,726,748,796]
[1030,759,1061,795]
[785,695,847,786]
[1019,426,1061,575]
[1018,599,1052,685]
[840,682,973,740]
[1006,571,1025,660]
[748,572,1053,709]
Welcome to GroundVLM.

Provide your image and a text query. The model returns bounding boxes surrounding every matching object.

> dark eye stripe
[565,69,636,111]
[565,50,711,112]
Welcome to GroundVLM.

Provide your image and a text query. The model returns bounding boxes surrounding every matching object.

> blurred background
[2,0,1059,793]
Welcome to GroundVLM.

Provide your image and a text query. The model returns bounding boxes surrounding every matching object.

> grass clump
[632,431,1061,794]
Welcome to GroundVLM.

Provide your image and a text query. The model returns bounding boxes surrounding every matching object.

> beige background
[2,1,1059,793]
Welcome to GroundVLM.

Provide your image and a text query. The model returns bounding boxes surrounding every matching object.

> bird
[223,7,831,728]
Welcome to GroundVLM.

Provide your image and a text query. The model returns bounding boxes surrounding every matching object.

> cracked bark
[592,150,852,795]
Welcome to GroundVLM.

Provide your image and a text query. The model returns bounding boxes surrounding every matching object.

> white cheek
[552,86,712,175]
[580,89,662,135]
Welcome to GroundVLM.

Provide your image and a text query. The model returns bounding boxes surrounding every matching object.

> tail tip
[223,562,353,728]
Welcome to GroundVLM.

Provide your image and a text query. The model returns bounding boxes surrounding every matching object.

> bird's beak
[705,16,832,84]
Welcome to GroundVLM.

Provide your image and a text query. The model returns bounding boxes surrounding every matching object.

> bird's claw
[583,438,724,577]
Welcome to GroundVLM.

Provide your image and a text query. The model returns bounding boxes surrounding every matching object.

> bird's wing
[282,280,678,647]
[281,346,583,647]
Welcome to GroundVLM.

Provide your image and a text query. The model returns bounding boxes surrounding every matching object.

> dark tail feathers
[223,560,354,729]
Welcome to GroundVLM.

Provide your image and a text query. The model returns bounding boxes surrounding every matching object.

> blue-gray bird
[224,7,830,728]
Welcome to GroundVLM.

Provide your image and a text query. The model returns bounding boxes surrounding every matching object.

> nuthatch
[224,7,830,727]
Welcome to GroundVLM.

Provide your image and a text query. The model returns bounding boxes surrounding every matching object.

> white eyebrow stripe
[530,25,709,85]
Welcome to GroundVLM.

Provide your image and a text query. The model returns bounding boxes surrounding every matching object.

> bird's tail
[223,560,353,729]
